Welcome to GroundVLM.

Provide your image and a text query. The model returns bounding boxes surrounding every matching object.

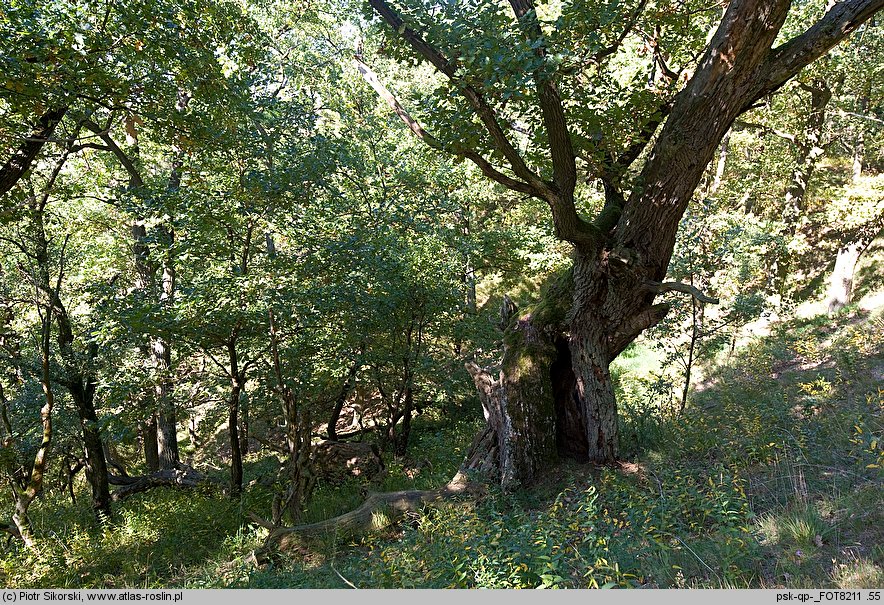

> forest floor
[1,294,882,588]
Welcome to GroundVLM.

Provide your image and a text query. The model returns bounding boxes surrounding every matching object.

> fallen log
[252,471,480,562]
[109,467,218,501]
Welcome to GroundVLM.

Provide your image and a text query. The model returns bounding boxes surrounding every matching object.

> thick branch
[69,142,114,154]
[109,467,213,501]
[755,0,884,100]
[614,105,670,171]
[0,107,68,198]
[354,58,437,145]
[1,521,22,540]
[508,0,577,196]
[594,0,649,63]
[608,303,670,359]
[369,0,600,246]
[79,119,144,188]
[733,119,796,143]
[256,472,477,559]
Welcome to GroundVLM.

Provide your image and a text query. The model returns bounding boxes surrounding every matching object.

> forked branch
[354,58,535,194]
[367,0,543,190]
[754,0,884,101]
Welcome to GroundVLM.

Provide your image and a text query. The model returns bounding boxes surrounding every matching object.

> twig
[331,562,359,589]
[672,534,723,585]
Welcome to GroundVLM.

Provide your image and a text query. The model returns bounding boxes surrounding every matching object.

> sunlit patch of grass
[831,554,884,588]
[758,504,829,549]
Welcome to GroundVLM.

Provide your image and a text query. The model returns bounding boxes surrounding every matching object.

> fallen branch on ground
[109,467,219,501]
[250,471,481,563]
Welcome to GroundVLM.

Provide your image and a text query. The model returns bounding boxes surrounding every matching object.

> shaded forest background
[0,0,882,588]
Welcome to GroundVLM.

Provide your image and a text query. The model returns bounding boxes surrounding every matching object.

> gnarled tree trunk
[70,382,111,518]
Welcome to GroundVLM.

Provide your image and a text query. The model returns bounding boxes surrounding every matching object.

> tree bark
[156,149,182,467]
[255,472,477,560]
[69,380,111,518]
[393,387,414,457]
[825,224,882,314]
[154,335,179,470]
[465,273,568,486]
[11,303,56,548]
[269,309,315,524]
[0,108,67,198]
[106,116,181,472]
[29,192,111,518]
[825,242,864,314]
[852,84,870,183]
[109,467,213,501]
[711,130,731,194]
[154,228,178,468]
[143,416,160,472]
[327,357,360,441]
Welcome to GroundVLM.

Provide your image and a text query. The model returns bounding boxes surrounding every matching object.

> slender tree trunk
[30,195,111,518]
[393,387,414,457]
[11,308,55,548]
[852,86,870,183]
[154,153,181,468]
[153,292,177,469]
[680,296,699,414]
[825,242,863,314]
[128,124,181,471]
[711,130,730,194]
[465,259,477,315]
[239,393,250,457]
[132,219,165,469]
[268,310,315,524]
[70,381,111,518]
[327,357,360,441]
[228,339,243,496]
[783,81,832,228]
[825,227,882,314]
[154,335,179,470]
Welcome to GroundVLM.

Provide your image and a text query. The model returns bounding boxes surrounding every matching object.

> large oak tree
[366,0,883,486]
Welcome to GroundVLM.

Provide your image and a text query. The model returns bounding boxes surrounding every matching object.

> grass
[1,301,881,588]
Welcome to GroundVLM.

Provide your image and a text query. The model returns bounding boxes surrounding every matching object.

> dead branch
[643,280,719,304]
[251,472,481,563]
[109,467,218,502]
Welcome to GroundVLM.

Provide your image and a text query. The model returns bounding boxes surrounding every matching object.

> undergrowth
[2,306,881,588]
